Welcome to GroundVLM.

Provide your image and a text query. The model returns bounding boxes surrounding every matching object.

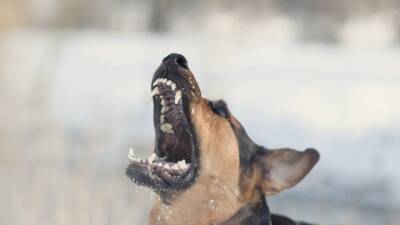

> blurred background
[1,0,399,225]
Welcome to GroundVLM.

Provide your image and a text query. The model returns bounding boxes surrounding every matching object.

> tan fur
[149,99,244,225]
[240,148,320,202]
[239,164,264,204]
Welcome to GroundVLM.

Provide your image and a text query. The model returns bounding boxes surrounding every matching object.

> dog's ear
[240,148,319,201]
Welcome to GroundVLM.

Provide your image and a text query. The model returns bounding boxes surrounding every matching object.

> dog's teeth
[161,99,166,106]
[128,148,135,156]
[163,164,170,169]
[160,115,165,124]
[157,163,163,167]
[152,79,160,87]
[166,80,172,85]
[161,123,173,133]
[171,83,176,90]
[128,148,137,161]
[161,106,168,113]
[151,88,160,96]
[177,160,187,170]
[171,164,179,170]
[148,153,156,163]
[175,90,182,104]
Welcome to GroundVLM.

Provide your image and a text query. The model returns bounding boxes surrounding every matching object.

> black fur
[211,100,318,225]
[219,200,270,225]
[271,214,317,225]
[220,199,317,225]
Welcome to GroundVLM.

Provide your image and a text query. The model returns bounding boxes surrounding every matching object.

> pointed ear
[240,148,319,201]
[259,148,319,196]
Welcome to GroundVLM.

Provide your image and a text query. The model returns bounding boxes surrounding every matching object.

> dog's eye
[209,101,229,118]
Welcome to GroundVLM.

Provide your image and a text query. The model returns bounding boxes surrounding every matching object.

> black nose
[162,53,188,69]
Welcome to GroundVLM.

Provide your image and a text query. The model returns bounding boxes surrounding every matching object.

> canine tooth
[128,148,137,161]
[128,148,135,157]
[171,83,176,90]
[161,78,167,83]
[152,79,160,86]
[161,99,165,106]
[148,153,156,163]
[167,80,172,85]
[176,160,188,170]
[175,90,182,104]
[151,87,160,96]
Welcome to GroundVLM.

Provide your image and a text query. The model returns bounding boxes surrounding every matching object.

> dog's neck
[149,174,244,225]
[219,198,272,225]
[150,186,273,225]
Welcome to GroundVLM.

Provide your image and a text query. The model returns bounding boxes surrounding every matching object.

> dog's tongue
[158,131,192,163]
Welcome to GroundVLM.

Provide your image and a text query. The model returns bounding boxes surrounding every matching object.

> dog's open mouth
[126,58,200,192]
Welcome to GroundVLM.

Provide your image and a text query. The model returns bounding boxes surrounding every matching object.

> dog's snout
[163,53,188,69]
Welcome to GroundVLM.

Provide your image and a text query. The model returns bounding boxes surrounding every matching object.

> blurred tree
[147,0,199,32]
[57,0,95,28]
[392,0,400,43]
[148,0,170,32]
[52,0,114,29]
[0,0,27,33]
[277,0,349,43]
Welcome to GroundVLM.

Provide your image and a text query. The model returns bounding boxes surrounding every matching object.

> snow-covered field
[1,23,399,224]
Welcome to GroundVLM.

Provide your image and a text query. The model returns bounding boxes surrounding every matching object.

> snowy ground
[1,25,399,225]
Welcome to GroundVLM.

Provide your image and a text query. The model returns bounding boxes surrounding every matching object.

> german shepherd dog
[126,53,320,225]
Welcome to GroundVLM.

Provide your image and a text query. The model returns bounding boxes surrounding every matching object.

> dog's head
[126,53,319,205]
